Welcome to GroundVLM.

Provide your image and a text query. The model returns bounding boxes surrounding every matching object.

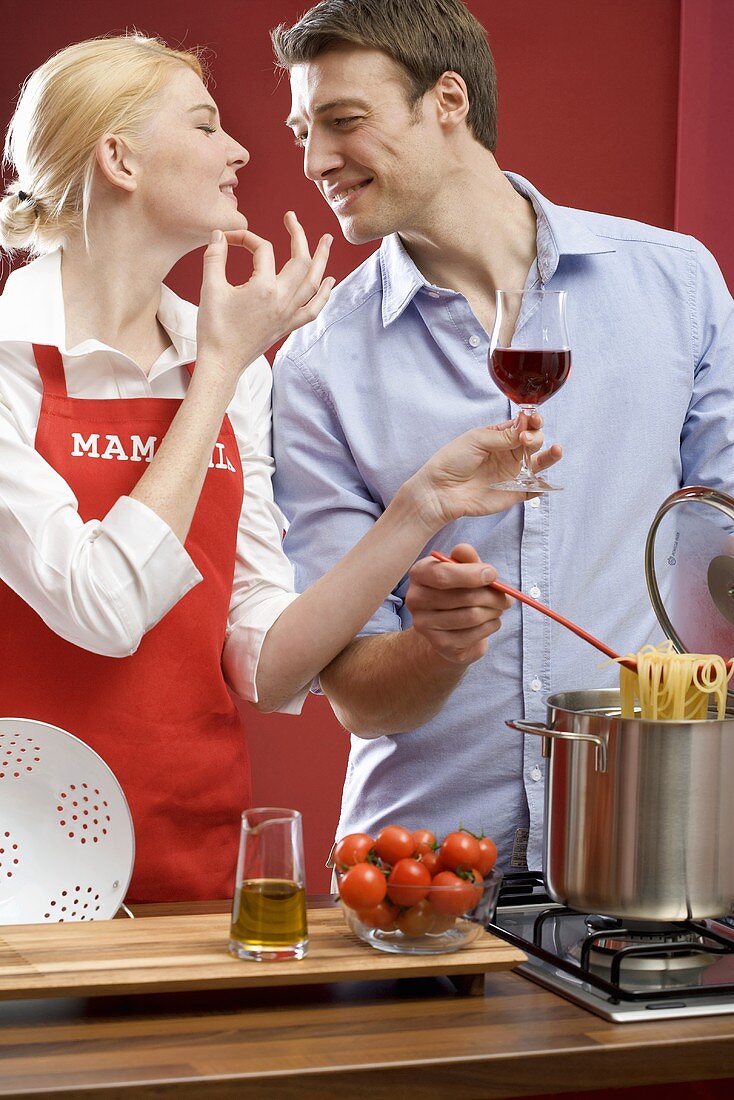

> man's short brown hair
[271,0,498,152]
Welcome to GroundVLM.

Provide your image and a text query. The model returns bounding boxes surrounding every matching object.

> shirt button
[529,585,541,599]
[528,497,541,509]
[530,677,542,692]
[427,290,440,299]
[468,335,481,348]
[530,765,542,782]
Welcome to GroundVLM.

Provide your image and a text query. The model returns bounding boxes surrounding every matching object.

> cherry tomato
[420,849,442,876]
[375,825,416,864]
[411,828,437,856]
[467,868,484,907]
[386,857,431,907]
[476,836,498,876]
[428,870,477,916]
[356,900,398,931]
[334,832,374,869]
[429,911,459,933]
[338,863,387,909]
[439,831,481,872]
[396,899,436,937]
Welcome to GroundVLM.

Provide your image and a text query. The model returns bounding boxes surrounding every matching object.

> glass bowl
[338,866,503,954]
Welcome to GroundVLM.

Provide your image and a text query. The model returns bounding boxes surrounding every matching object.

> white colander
[0,717,135,924]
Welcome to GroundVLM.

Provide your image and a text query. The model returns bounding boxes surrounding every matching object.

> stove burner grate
[488,876,734,1005]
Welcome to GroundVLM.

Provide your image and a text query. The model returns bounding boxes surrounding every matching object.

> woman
[0,35,560,901]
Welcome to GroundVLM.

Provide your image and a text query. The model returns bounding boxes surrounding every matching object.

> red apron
[0,344,249,901]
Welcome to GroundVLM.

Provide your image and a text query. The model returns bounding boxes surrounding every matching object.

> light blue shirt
[272,174,734,870]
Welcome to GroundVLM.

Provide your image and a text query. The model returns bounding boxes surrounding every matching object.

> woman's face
[133,67,249,247]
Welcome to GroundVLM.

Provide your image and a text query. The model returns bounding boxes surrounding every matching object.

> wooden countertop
[1,899,733,1099]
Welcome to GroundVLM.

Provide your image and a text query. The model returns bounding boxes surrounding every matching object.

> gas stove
[488,872,734,1022]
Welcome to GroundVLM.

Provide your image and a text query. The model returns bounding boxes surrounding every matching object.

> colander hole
[61,890,67,896]
[13,772,19,778]
[6,872,11,878]
[83,809,88,816]
[81,838,86,844]
[44,913,50,919]
[61,906,66,912]
[102,828,107,835]
[60,820,66,826]
[60,793,67,799]
[82,783,88,789]
[75,886,80,891]
[12,844,17,850]
[105,816,110,822]
[50,900,56,906]
[93,819,98,825]
[87,887,92,893]
[68,832,74,838]
[70,785,76,791]
[103,801,108,808]
[72,801,78,807]
[94,788,100,795]
[93,837,98,844]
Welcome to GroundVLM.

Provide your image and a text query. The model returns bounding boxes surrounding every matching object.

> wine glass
[488,288,571,492]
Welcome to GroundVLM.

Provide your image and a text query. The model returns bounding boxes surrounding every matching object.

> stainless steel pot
[507,690,734,920]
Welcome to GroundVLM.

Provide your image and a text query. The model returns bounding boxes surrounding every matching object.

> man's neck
[399,155,538,336]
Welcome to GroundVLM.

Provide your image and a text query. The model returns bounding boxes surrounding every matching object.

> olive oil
[229,878,308,959]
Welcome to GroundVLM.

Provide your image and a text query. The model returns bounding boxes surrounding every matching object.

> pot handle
[505,719,608,773]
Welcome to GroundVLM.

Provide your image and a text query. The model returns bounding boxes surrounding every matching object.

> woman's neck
[60,218,184,374]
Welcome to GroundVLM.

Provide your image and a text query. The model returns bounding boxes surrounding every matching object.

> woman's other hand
[406,544,511,666]
[196,211,334,380]
[403,412,562,532]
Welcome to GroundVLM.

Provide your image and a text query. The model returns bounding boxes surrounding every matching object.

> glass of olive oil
[229,808,308,961]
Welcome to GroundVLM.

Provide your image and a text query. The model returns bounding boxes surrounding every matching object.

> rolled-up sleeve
[271,350,404,698]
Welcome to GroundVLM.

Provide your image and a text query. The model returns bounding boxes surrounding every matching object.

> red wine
[489,348,571,405]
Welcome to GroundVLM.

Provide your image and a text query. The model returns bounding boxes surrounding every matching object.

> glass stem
[518,404,537,480]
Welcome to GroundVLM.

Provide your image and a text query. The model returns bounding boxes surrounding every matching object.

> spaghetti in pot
[617,641,733,720]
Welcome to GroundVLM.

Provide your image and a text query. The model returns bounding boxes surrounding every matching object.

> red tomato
[338,863,387,909]
[374,825,416,864]
[333,832,374,869]
[396,899,436,937]
[411,828,437,856]
[356,900,398,931]
[439,831,481,872]
[476,836,498,876]
[428,870,477,916]
[429,911,459,933]
[467,868,484,907]
[386,857,431,907]
[420,849,442,876]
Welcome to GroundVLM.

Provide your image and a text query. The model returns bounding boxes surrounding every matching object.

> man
[270,0,734,870]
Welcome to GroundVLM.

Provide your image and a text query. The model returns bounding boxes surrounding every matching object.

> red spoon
[429,550,635,672]
[430,551,734,675]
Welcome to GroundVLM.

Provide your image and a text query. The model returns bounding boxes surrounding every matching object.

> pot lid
[645,485,734,659]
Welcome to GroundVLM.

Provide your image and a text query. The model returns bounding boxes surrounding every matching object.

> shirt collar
[379,171,616,326]
[0,248,198,361]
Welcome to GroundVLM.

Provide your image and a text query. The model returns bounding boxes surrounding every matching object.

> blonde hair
[0,34,204,255]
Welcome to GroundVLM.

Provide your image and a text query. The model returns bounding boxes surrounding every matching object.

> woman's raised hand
[404,413,563,533]
[196,211,334,379]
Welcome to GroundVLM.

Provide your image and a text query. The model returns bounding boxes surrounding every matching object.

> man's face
[287,46,443,244]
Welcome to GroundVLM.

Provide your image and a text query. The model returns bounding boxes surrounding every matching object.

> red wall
[675,0,734,287]
[0,0,694,890]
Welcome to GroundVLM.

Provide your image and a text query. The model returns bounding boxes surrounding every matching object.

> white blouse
[0,250,306,712]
